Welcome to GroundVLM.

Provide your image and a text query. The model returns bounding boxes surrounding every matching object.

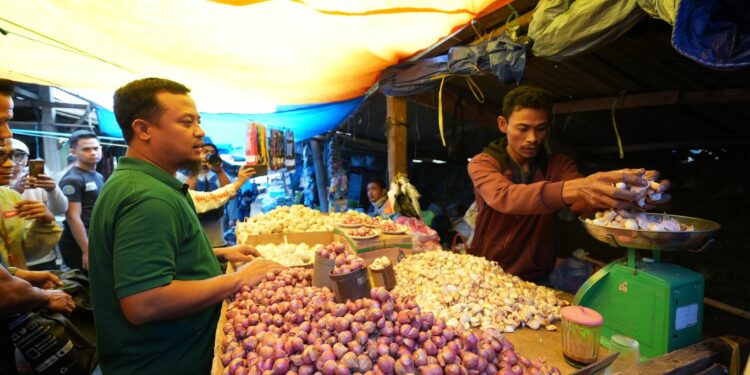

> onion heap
[315,241,348,260]
[394,252,566,333]
[221,268,560,375]
[331,253,367,276]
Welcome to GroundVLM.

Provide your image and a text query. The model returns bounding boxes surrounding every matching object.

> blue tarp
[96,96,364,149]
[672,0,750,69]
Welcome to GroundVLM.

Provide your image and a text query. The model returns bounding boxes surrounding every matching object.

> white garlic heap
[255,242,317,267]
[586,209,694,232]
[369,256,392,271]
[393,251,565,333]
[236,205,333,238]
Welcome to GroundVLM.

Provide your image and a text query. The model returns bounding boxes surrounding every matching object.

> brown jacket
[467,142,590,281]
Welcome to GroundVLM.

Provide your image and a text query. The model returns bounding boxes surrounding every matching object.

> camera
[206,153,222,168]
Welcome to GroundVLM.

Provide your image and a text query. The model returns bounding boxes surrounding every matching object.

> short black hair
[69,129,98,148]
[0,79,15,96]
[113,78,191,144]
[502,85,554,119]
[367,179,387,190]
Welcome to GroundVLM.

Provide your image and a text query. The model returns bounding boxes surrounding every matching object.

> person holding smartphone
[8,139,69,270]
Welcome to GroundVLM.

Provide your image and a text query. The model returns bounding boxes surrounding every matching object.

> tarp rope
[433,74,485,147]
[611,90,626,159]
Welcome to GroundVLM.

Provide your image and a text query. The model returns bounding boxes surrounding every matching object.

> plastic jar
[561,306,603,367]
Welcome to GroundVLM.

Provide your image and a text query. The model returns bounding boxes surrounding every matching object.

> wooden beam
[472,9,535,45]
[582,138,750,154]
[554,91,679,114]
[553,88,750,114]
[386,96,408,182]
[622,336,749,375]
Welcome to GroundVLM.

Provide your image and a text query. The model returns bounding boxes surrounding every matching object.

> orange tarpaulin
[0,0,504,113]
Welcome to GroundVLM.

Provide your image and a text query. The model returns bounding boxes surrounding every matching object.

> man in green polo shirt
[88,78,284,375]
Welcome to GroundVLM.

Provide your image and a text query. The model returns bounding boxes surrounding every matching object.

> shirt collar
[116,157,187,195]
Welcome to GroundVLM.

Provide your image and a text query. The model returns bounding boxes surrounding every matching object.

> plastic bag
[9,311,97,375]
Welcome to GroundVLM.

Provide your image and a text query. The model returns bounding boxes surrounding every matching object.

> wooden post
[386,96,408,183]
[309,138,328,213]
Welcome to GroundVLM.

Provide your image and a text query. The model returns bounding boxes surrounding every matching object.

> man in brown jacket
[468,86,669,282]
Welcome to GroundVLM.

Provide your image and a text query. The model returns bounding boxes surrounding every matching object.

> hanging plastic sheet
[671,0,750,69]
[637,0,679,25]
[527,0,645,60]
[379,33,528,97]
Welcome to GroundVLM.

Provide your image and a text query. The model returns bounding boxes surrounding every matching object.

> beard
[180,159,203,176]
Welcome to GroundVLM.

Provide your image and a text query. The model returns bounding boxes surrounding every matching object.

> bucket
[368,264,397,291]
[313,254,335,290]
[330,267,371,303]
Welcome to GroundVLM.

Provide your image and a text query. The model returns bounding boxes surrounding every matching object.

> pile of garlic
[255,242,316,267]
[236,205,333,237]
[393,251,565,333]
[586,209,694,232]
[369,256,392,271]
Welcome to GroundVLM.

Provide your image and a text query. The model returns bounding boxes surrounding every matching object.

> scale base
[574,257,704,359]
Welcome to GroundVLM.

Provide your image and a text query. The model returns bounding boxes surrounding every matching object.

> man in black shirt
[58,130,104,271]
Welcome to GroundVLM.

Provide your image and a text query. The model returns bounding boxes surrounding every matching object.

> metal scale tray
[579,213,721,251]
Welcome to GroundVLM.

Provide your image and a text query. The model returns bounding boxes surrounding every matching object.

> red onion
[357,354,373,372]
[376,355,395,374]
[340,352,358,369]
[337,331,353,344]
[423,339,438,356]
[322,359,338,375]
[444,363,462,375]
[298,364,315,375]
[271,358,290,374]
[460,351,479,370]
[407,348,425,367]
[462,332,479,351]
[334,365,351,375]
[419,364,443,375]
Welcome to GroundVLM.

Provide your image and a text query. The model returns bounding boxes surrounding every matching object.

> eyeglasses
[11,150,28,164]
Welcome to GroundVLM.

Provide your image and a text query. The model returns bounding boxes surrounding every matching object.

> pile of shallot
[315,242,348,260]
[220,268,560,375]
[331,253,367,276]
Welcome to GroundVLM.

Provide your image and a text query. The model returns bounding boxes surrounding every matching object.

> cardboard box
[333,227,414,266]
[211,263,234,375]
[238,231,334,247]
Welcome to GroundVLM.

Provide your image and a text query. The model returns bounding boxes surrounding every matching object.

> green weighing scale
[573,213,720,359]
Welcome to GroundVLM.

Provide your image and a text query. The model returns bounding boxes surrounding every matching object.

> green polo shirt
[89,157,222,375]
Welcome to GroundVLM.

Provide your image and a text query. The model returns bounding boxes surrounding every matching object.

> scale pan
[579,213,720,251]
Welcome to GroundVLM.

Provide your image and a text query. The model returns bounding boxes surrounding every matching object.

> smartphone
[29,159,44,178]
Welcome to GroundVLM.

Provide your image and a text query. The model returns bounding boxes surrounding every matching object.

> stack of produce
[220,269,560,374]
[393,252,566,333]
[329,252,366,276]
[585,209,694,232]
[256,243,316,267]
[236,205,333,237]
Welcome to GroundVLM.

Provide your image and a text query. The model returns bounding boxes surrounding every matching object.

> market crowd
[0,77,668,375]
